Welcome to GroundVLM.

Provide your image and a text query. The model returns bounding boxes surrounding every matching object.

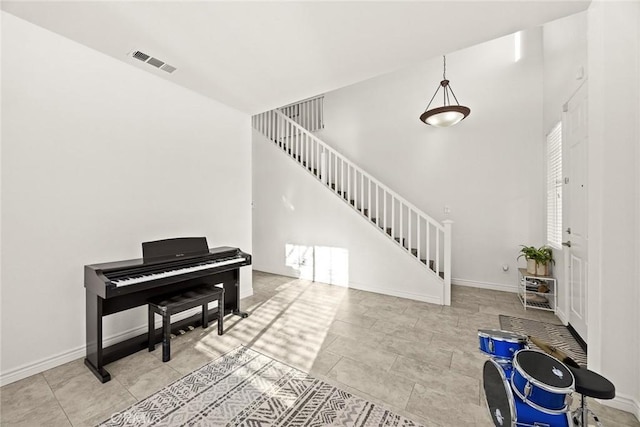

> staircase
[252,105,452,305]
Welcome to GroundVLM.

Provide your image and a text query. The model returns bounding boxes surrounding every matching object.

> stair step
[419,258,434,269]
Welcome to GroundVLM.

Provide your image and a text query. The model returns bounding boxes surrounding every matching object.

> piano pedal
[178,329,186,335]
[170,334,176,339]
[187,325,195,331]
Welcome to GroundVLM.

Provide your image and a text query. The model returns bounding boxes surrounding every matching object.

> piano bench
[147,285,224,362]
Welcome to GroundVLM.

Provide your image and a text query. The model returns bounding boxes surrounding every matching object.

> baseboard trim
[0,321,148,387]
[253,269,443,304]
[0,344,84,387]
[567,323,588,352]
[346,281,442,305]
[0,302,229,387]
[0,282,255,388]
[600,392,640,422]
[555,308,569,325]
[452,278,518,294]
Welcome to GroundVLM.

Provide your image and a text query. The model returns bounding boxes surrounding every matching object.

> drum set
[479,329,575,427]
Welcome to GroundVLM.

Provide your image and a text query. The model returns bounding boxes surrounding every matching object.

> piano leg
[162,313,171,362]
[229,271,249,318]
[85,291,111,383]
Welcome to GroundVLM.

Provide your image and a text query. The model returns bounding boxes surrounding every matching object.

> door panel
[563,82,588,342]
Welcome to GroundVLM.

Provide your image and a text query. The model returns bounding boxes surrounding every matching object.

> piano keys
[84,237,251,383]
[109,256,247,287]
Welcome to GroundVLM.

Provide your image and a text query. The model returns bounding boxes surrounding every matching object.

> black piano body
[84,237,251,383]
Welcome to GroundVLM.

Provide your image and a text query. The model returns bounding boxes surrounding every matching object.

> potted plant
[518,246,539,274]
[518,245,555,276]
[533,246,554,276]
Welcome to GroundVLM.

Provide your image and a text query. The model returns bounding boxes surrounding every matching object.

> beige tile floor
[1,271,639,426]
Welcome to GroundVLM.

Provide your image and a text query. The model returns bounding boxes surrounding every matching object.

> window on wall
[547,122,563,248]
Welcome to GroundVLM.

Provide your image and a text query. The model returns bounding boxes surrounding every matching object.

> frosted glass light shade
[419,105,470,127]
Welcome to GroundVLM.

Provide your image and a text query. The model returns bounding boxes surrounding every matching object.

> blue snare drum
[511,349,575,414]
[478,329,528,361]
[483,358,570,427]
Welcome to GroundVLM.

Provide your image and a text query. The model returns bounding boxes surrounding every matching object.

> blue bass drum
[483,358,570,427]
[511,349,575,414]
[478,329,528,361]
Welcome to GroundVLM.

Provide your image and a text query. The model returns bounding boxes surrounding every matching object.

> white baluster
[334,152,338,191]
[426,222,431,270]
[307,134,311,171]
[278,113,283,148]
[302,100,306,129]
[290,122,295,159]
[383,191,387,233]
[321,150,326,184]
[391,197,395,239]
[417,216,421,260]
[399,203,403,248]
[443,220,453,305]
[312,98,317,130]
[436,229,440,276]
[360,173,364,214]
[407,208,411,253]
[347,162,351,202]
[340,159,344,197]
[367,179,371,219]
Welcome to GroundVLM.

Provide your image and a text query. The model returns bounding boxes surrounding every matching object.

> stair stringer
[252,129,444,304]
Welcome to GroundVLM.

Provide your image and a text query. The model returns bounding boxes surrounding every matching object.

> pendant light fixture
[419,56,470,127]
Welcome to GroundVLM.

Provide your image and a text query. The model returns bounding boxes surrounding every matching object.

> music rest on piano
[84,237,252,383]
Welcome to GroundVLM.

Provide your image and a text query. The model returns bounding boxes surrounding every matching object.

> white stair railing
[279,95,324,132]
[252,108,452,304]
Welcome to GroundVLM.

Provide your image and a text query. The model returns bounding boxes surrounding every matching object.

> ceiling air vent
[129,50,177,74]
[160,64,176,74]
[132,50,150,62]
[147,57,164,68]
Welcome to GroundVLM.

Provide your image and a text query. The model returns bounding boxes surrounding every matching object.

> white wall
[314,29,545,292]
[543,12,588,134]
[587,1,640,418]
[0,12,252,385]
[252,131,444,303]
[541,12,588,324]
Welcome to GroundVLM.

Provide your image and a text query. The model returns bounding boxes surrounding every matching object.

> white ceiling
[2,1,589,114]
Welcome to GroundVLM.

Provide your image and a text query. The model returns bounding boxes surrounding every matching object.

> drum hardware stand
[566,366,615,427]
[572,395,603,427]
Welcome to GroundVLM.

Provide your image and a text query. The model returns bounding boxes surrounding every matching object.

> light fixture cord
[443,55,448,105]
[443,55,446,80]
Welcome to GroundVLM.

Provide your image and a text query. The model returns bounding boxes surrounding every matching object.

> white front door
[563,82,588,342]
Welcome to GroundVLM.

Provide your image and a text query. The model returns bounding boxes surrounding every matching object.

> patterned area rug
[98,346,423,427]
[499,315,587,367]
